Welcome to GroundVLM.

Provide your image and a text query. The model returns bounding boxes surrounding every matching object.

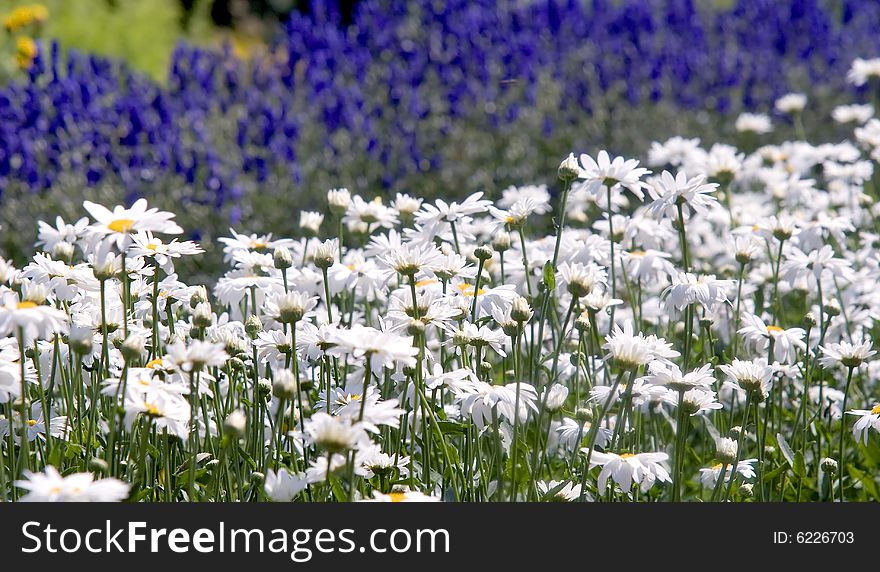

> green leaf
[776,433,795,467]
[329,476,348,502]
[848,466,880,501]
[436,420,467,435]
[543,261,556,291]
[792,451,807,479]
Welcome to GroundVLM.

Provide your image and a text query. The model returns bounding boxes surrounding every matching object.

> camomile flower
[83,198,182,249]
[847,57,880,86]
[128,231,203,271]
[646,170,719,219]
[585,450,671,493]
[378,242,443,277]
[698,459,757,488]
[344,195,399,230]
[165,340,229,372]
[537,480,582,502]
[36,215,89,253]
[719,359,773,397]
[219,229,294,261]
[578,150,650,201]
[557,261,607,298]
[358,446,410,479]
[0,402,68,443]
[621,249,675,285]
[264,468,308,502]
[737,313,806,364]
[819,339,876,369]
[645,362,715,392]
[415,192,492,228]
[498,184,551,214]
[556,417,611,450]
[647,136,702,168]
[304,412,368,453]
[604,321,679,369]
[455,380,537,429]
[15,467,130,502]
[328,325,418,371]
[679,388,723,416]
[845,405,880,445]
[392,193,423,219]
[735,112,773,134]
[832,104,874,124]
[299,211,324,235]
[363,489,440,502]
[263,291,318,326]
[489,196,545,228]
[0,291,67,339]
[780,245,853,285]
[661,272,733,313]
[775,93,807,115]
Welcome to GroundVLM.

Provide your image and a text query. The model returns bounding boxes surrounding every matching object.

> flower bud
[245,315,263,339]
[492,232,511,253]
[273,246,294,270]
[715,437,738,465]
[223,409,247,438]
[312,240,336,269]
[738,483,754,499]
[820,457,838,475]
[558,152,580,181]
[120,334,146,363]
[407,319,426,336]
[803,312,817,328]
[192,302,213,329]
[327,188,351,215]
[88,457,110,474]
[190,285,208,308]
[272,370,299,400]
[53,241,75,263]
[511,295,533,324]
[69,326,94,356]
[478,361,493,378]
[474,245,493,261]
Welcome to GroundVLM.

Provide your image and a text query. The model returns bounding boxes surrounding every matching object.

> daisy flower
[264,468,308,502]
[737,313,806,364]
[585,450,671,493]
[83,198,182,249]
[578,150,650,201]
[819,339,876,369]
[845,405,880,445]
[646,170,719,219]
[15,467,130,502]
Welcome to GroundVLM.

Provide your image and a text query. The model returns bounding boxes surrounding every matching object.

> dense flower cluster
[2,1,880,265]
[2,59,880,501]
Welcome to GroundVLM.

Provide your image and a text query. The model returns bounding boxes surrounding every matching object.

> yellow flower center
[27,419,37,426]
[619,453,636,459]
[108,218,135,233]
[146,243,159,251]
[16,301,38,309]
[629,250,646,257]
[456,283,486,297]
[871,404,880,415]
[767,325,784,334]
[415,278,439,288]
[146,358,163,369]
[752,224,760,232]
[144,403,161,416]
[712,463,723,470]
[389,492,406,502]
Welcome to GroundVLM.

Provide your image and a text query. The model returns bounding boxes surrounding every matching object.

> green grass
[2,0,217,82]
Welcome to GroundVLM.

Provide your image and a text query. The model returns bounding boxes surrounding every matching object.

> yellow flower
[15,36,38,70]
[3,4,48,33]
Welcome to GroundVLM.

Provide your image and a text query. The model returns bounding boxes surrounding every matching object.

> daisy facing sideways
[583,449,671,493]
[15,466,130,502]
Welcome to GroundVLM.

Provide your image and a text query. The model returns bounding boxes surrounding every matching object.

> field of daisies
[3,1,880,504]
[4,65,880,502]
